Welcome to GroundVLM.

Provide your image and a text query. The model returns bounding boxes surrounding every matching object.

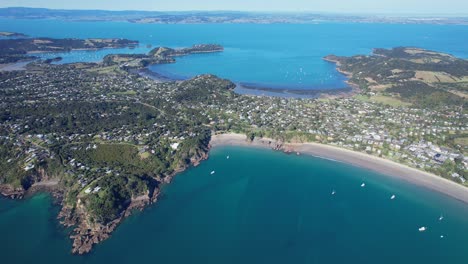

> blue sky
[1,0,468,14]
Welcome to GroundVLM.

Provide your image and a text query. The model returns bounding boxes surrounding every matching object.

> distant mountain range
[1,7,467,24]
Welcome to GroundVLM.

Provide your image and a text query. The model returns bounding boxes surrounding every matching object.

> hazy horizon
[1,0,468,16]
[0,7,467,17]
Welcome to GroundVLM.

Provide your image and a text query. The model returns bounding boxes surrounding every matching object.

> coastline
[210,133,468,204]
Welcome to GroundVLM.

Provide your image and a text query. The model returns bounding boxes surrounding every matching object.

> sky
[1,0,468,15]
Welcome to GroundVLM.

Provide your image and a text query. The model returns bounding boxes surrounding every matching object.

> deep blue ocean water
[1,19,468,89]
[1,147,468,264]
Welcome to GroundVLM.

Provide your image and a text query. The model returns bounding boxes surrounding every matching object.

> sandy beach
[210,133,468,204]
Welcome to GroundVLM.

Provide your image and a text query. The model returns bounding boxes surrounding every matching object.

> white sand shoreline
[210,133,468,204]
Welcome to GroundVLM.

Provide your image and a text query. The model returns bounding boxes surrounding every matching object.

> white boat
[419,226,427,232]
[439,215,444,221]
[210,171,215,175]
[226,155,230,159]
[391,195,396,200]
[332,190,336,195]
[440,235,444,238]
[361,183,366,187]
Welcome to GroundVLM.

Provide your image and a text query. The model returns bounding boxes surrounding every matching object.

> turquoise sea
[1,146,468,264]
[1,19,468,89]
[1,20,468,263]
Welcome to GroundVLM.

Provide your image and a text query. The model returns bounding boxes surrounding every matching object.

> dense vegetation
[103,44,224,69]
[326,47,468,109]
[84,174,152,223]
[387,81,466,108]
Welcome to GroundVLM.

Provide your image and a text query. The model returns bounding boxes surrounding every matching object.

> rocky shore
[62,192,155,255]
[2,132,466,255]
[0,171,61,199]
[0,184,25,199]
[65,149,209,254]
[0,146,209,255]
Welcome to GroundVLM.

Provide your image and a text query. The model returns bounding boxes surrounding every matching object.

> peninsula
[0,35,466,254]
[103,44,223,69]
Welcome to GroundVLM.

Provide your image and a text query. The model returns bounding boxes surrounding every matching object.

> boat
[332,190,336,195]
[419,226,427,232]
[440,235,444,238]
[391,195,396,200]
[439,215,444,221]
[361,183,366,187]
[226,155,230,159]
[210,171,215,175]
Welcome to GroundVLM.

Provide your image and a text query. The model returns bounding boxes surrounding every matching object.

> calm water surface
[1,20,468,263]
[1,146,468,264]
[1,19,468,90]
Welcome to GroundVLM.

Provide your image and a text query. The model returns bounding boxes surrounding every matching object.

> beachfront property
[1,63,466,188]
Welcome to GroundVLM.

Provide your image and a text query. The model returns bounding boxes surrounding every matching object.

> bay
[1,19,468,90]
[1,146,468,264]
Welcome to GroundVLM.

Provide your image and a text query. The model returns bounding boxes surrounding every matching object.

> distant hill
[0,7,165,21]
[1,7,467,24]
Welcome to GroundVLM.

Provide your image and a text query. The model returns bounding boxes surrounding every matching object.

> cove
[1,146,468,264]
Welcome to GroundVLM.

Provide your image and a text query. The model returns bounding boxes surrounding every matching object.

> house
[170,143,180,150]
